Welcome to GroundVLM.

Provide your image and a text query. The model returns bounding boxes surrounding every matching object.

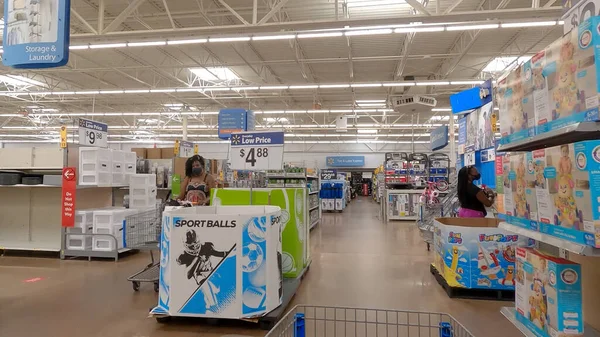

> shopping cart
[266,305,474,337]
[416,177,459,251]
[124,205,164,292]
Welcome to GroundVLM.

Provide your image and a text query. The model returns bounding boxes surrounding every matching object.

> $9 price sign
[78,118,108,148]
[230,131,284,170]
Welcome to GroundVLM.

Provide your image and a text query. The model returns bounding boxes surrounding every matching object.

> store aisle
[0,198,517,337]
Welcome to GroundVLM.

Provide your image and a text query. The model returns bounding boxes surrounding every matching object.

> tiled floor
[0,198,518,337]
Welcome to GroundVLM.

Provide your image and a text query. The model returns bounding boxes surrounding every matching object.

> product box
[161,147,175,159]
[499,16,600,146]
[147,148,162,160]
[152,206,282,319]
[504,153,539,230]
[535,141,600,247]
[335,198,344,211]
[497,59,535,144]
[433,217,533,290]
[211,188,309,278]
[131,148,147,159]
[515,248,583,337]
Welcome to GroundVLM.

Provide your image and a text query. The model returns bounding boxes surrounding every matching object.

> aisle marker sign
[59,126,67,149]
[61,167,76,228]
[78,118,108,148]
[229,131,284,170]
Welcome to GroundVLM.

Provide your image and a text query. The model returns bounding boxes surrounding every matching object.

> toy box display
[534,141,600,248]
[515,248,583,337]
[503,153,539,230]
[151,205,282,319]
[433,217,533,290]
[211,188,310,278]
[498,16,600,145]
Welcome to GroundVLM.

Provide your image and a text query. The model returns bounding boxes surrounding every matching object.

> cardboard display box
[433,217,533,290]
[147,148,162,160]
[131,148,147,159]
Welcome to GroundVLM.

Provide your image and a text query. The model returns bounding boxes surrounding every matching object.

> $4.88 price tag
[230,131,284,170]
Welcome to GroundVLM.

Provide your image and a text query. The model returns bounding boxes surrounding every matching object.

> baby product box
[535,141,600,247]
[497,58,536,144]
[515,248,583,337]
[533,17,600,136]
[152,206,283,319]
[499,16,600,146]
[433,218,533,290]
[504,153,539,230]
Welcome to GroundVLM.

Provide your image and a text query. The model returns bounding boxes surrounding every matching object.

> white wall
[1,141,449,169]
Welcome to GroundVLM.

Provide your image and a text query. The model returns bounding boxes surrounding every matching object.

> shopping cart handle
[439,322,453,337]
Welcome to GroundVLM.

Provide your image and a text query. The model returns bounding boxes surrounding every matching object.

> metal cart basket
[124,207,163,292]
[266,305,474,337]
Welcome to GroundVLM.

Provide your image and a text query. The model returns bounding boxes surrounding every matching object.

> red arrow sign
[62,167,77,228]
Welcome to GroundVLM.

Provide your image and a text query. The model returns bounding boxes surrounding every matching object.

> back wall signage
[326,156,365,167]
[3,0,71,68]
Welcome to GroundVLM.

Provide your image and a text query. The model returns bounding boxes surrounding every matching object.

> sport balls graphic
[248,218,267,242]
[281,252,296,273]
[242,243,264,272]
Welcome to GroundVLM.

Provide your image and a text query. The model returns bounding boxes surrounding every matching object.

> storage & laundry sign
[2,0,71,68]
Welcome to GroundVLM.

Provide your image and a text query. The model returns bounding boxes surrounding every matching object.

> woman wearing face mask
[177,155,217,206]
[457,165,495,218]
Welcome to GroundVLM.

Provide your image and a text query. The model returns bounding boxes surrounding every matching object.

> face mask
[473,173,481,180]
[192,167,202,176]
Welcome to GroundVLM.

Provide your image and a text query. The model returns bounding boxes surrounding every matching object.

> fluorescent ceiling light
[483,56,532,72]
[260,86,289,90]
[501,21,557,28]
[252,35,295,41]
[99,90,125,94]
[204,87,230,91]
[233,86,259,91]
[75,90,100,95]
[357,103,387,107]
[297,32,343,39]
[357,129,378,134]
[356,100,386,103]
[69,45,89,50]
[289,85,318,89]
[431,108,451,111]
[429,116,451,121]
[351,83,382,88]
[0,75,46,87]
[416,81,449,86]
[450,80,485,85]
[124,89,150,93]
[90,43,127,49]
[383,82,415,87]
[127,41,166,47]
[446,24,499,31]
[167,38,208,45]
[150,89,176,93]
[346,0,410,7]
[190,67,239,81]
[163,103,184,107]
[395,26,445,33]
[177,88,201,92]
[264,117,289,123]
[209,36,251,42]
[344,29,393,36]
[319,84,350,88]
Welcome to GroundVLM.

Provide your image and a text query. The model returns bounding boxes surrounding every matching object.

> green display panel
[211,188,308,278]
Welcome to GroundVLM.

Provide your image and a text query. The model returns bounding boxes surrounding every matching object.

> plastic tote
[152,205,283,319]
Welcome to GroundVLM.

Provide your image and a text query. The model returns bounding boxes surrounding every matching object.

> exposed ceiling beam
[543,0,558,7]
[71,9,98,35]
[405,0,431,15]
[258,0,291,25]
[443,0,465,14]
[65,7,562,40]
[217,0,250,25]
[103,0,147,33]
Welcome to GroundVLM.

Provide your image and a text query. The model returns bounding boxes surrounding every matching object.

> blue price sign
[3,0,71,68]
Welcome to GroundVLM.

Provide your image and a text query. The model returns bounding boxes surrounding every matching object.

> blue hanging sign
[430,125,449,151]
[218,108,255,139]
[3,0,71,68]
[326,156,365,167]
[449,79,493,114]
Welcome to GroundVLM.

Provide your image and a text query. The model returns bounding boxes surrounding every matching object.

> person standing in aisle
[177,155,217,205]
[457,165,495,218]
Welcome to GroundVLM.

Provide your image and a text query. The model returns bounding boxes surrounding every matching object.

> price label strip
[229,131,284,170]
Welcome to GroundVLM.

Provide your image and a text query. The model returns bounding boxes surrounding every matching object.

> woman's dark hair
[457,166,470,206]
[185,155,205,177]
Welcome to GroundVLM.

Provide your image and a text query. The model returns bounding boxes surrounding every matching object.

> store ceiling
[0,0,563,144]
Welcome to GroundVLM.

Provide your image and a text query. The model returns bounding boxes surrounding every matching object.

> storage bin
[129,174,156,187]
[130,197,157,209]
[79,147,112,186]
[67,210,95,250]
[92,224,124,251]
[124,151,136,175]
